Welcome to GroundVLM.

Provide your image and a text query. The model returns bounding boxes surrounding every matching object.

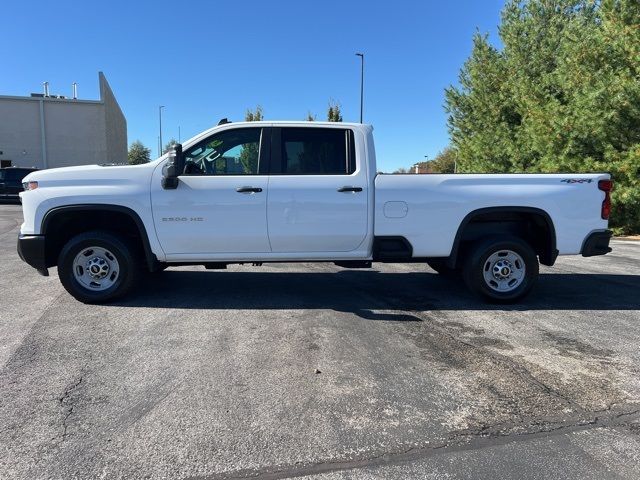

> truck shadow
[117,269,640,315]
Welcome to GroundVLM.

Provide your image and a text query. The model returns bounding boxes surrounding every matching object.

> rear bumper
[17,234,49,276]
[581,230,612,257]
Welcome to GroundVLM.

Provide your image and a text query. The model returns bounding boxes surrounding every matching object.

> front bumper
[581,230,612,257]
[17,234,49,276]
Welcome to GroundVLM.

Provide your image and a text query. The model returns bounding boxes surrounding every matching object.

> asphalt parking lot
[1,203,639,479]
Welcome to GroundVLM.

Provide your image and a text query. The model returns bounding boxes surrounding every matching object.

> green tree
[446,0,640,234]
[306,111,316,121]
[163,138,178,154]
[327,99,343,122]
[238,106,263,173]
[128,140,151,165]
[421,148,457,173]
[393,147,457,174]
[245,105,264,122]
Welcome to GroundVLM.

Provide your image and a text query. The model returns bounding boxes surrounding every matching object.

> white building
[0,72,126,169]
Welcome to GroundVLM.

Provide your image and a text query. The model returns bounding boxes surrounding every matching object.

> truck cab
[152,123,373,260]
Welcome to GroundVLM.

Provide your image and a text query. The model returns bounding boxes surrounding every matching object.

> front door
[267,127,368,253]
[151,127,271,256]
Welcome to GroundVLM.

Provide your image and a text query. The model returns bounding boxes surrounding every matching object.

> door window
[183,128,262,175]
[278,128,354,175]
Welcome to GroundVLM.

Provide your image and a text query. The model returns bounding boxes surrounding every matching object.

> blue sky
[1,0,503,172]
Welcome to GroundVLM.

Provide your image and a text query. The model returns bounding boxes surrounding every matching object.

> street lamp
[355,53,364,123]
[159,105,165,156]
[417,155,428,174]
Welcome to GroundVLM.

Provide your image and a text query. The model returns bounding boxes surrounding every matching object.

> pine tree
[327,100,343,122]
[446,0,640,233]
[127,141,151,165]
[245,105,264,122]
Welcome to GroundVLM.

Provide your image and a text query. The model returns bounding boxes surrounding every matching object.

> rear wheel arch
[40,204,157,271]
[448,207,557,268]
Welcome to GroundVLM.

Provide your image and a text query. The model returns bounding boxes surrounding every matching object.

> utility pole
[159,105,165,156]
[355,53,364,123]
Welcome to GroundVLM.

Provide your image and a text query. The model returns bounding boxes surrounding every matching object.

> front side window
[280,128,351,175]
[183,128,261,175]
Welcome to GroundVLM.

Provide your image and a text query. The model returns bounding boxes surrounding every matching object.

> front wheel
[58,231,139,303]
[462,236,539,303]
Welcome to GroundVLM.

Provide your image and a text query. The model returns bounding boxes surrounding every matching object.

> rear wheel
[58,231,139,303]
[462,236,538,303]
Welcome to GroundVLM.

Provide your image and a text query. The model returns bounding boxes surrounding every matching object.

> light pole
[355,53,364,123]
[159,105,165,156]
[417,155,428,174]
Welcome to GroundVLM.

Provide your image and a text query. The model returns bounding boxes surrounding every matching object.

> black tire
[427,259,458,276]
[462,236,539,303]
[57,230,140,303]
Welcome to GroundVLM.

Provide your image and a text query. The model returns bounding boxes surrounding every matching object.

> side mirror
[161,143,184,190]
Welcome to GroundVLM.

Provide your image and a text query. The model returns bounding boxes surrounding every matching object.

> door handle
[337,186,363,193]
[236,186,263,193]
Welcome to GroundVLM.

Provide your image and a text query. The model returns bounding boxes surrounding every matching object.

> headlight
[22,181,39,191]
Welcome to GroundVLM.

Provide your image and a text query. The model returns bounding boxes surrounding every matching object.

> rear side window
[278,128,354,175]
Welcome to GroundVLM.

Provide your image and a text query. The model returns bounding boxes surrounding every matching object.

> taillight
[598,179,613,220]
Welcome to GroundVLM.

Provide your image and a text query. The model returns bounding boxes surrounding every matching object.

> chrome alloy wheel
[482,249,526,292]
[72,246,120,291]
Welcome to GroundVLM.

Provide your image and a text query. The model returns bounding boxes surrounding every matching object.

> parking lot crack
[58,366,88,442]
[191,408,640,480]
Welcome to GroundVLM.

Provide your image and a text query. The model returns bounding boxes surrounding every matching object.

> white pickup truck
[17,121,613,303]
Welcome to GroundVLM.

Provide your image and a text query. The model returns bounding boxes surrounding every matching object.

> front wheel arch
[41,204,158,271]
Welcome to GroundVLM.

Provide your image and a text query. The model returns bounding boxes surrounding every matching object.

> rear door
[266,126,368,253]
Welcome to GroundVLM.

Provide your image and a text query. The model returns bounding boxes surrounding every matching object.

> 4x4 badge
[560,179,593,184]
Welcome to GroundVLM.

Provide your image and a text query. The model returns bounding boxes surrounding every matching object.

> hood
[23,162,159,187]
